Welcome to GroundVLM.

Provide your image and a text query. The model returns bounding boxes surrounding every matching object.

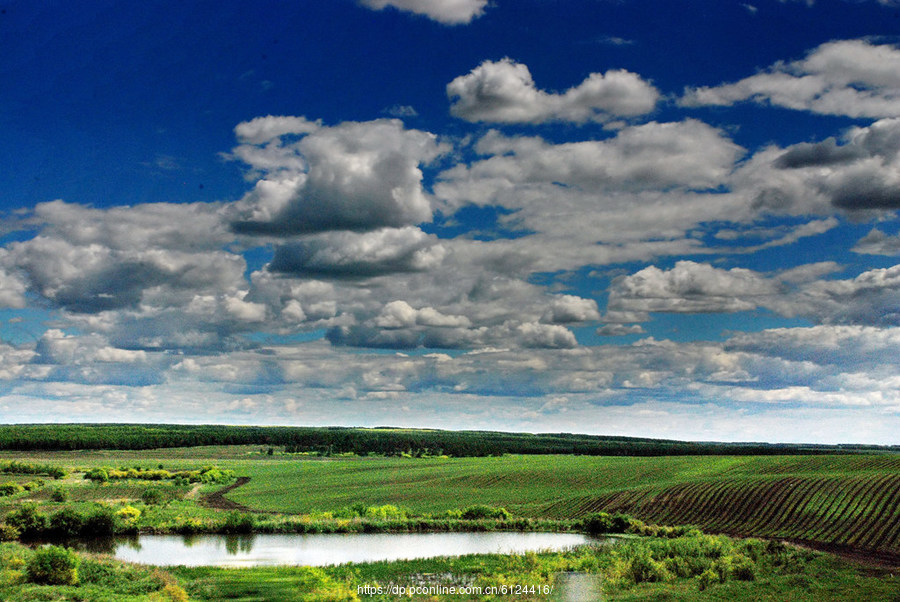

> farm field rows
[222,453,900,557]
[1,447,897,559]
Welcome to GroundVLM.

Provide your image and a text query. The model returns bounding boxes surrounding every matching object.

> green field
[0,444,898,599]
[1,448,897,558]
[219,453,900,557]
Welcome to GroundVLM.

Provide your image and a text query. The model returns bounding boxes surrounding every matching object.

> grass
[169,534,899,601]
[221,453,900,554]
[0,447,896,599]
[0,449,898,555]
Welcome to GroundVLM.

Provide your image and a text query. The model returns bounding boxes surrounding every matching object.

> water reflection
[76,532,600,567]
[224,534,254,555]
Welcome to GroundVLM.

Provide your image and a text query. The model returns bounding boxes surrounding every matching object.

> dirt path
[183,482,203,500]
[198,476,273,514]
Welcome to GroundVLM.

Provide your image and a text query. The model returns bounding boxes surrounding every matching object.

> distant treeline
[0,424,895,457]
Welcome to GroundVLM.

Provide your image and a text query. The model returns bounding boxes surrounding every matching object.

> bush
[117,505,142,525]
[583,512,614,535]
[50,507,85,538]
[25,545,80,585]
[461,505,511,520]
[50,487,69,502]
[0,482,24,496]
[729,553,757,581]
[222,511,255,534]
[0,523,20,541]
[628,549,671,583]
[176,517,205,534]
[6,504,48,537]
[85,468,109,483]
[155,583,190,601]
[364,505,406,521]
[83,505,117,536]
[697,567,721,591]
[142,487,164,505]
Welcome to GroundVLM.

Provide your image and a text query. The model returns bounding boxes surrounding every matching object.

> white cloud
[726,325,900,368]
[853,228,900,255]
[608,260,778,314]
[731,118,900,214]
[607,258,900,328]
[682,40,900,118]
[596,324,645,336]
[447,58,659,124]
[228,118,448,235]
[515,322,578,349]
[0,262,27,309]
[542,295,601,323]
[267,227,446,277]
[359,0,488,25]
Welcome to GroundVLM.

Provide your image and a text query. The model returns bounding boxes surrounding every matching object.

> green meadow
[0,432,896,600]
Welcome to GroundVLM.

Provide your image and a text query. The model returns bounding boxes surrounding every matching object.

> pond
[67,532,602,567]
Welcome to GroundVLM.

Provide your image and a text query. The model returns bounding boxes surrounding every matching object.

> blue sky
[2,0,900,443]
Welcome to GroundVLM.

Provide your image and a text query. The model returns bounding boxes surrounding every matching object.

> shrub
[6,504,48,537]
[0,523,20,542]
[176,517,205,534]
[222,511,255,534]
[142,487,164,505]
[697,567,721,591]
[25,545,80,586]
[50,487,69,502]
[83,505,117,536]
[582,512,613,535]
[729,553,757,581]
[0,482,24,496]
[50,507,85,538]
[461,505,511,520]
[154,583,190,601]
[117,505,142,524]
[628,549,671,583]
[85,468,109,483]
[364,505,406,521]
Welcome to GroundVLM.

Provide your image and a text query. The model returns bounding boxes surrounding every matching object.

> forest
[1,424,896,456]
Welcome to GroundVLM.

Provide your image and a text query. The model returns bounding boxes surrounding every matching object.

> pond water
[69,532,601,567]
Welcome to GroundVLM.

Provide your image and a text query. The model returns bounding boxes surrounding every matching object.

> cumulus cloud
[596,324,645,336]
[732,118,900,213]
[542,295,601,323]
[726,325,900,368]
[447,58,659,124]
[434,120,746,271]
[608,261,779,314]
[6,236,245,313]
[853,228,900,255]
[359,0,488,25]
[0,263,27,309]
[682,40,900,118]
[228,117,447,235]
[608,259,900,328]
[446,120,741,193]
[268,227,446,277]
[785,263,900,325]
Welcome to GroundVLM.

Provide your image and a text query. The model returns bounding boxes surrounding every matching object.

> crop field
[0,446,897,561]
[221,453,900,558]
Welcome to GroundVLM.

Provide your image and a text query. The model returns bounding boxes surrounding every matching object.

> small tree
[50,507,85,538]
[83,505,117,536]
[25,545,80,585]
[6,503,48,537]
